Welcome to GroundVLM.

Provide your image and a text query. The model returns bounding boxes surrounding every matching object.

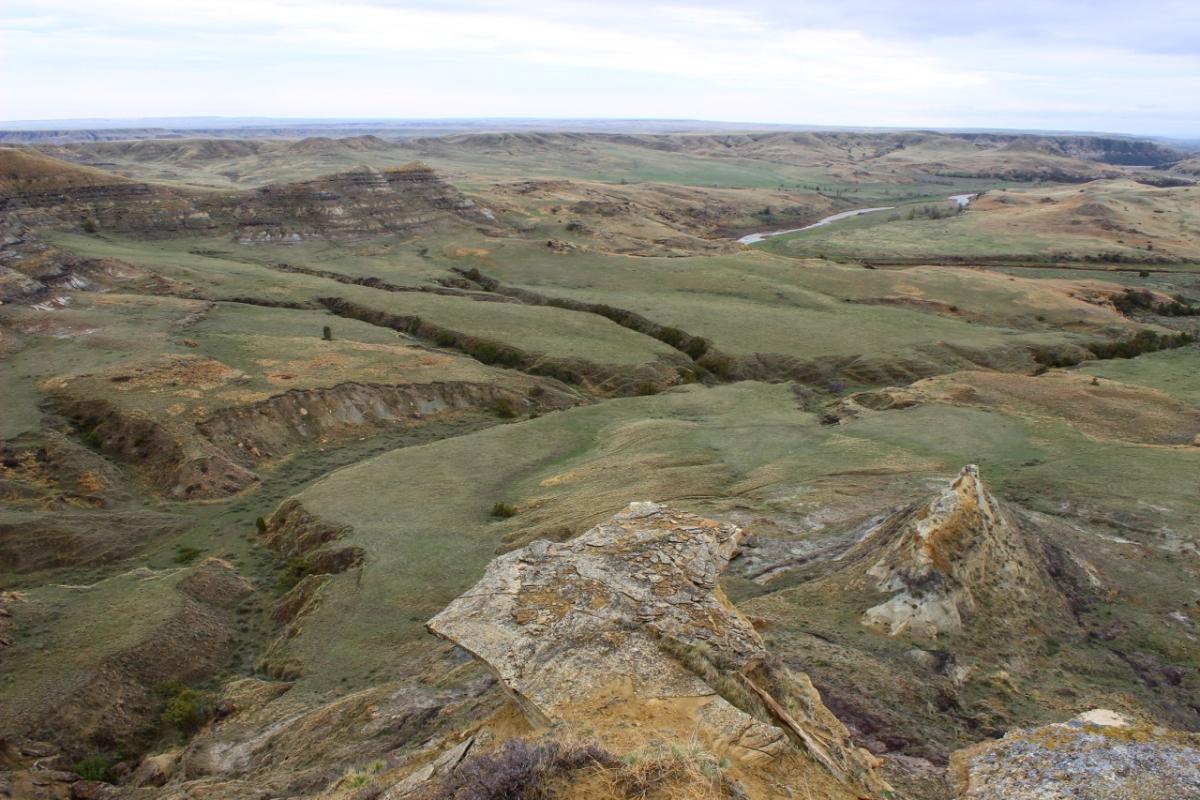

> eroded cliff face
[228,165,490,244]
[196,380,572,464]
[426,501,892,799]
[0,148,493,243]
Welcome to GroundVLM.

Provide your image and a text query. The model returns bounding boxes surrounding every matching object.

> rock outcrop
[949,709,1200,799]
[229,164,488,244]
[846,465,1041,638]
[1,148,493,243]
[427,501,891,798]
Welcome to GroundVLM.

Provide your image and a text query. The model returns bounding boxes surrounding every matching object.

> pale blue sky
[2,0,1198,135]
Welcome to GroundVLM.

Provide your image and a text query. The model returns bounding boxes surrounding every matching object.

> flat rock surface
[427,502,768,735]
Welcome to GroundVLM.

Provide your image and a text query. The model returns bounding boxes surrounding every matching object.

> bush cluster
[490,502,517,519]
[435,739,616,800]
[156,682,214,735]
[73,756,112,781]
[1112,288,1199,317]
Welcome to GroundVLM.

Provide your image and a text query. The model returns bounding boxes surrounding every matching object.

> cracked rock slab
[427,501,781,754]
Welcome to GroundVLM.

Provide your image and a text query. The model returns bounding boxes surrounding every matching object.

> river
[738,193,978,245]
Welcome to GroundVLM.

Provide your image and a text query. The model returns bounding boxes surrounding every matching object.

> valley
[0,127,1197,800]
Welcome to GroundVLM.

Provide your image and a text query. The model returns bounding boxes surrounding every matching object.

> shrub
[699,352,734,379]
[255,516,268,533]
[342,769,373,789]
[322,325,333,341]
[158,684,212,735]
[276,555,315,592]
[490,502,517,519]
[636,382,658,396]
[658,326,687,349]
[73,756,111,781]
[527,385,545,399]
[683,337,710,360]
[489,398,517,419]
[472,342,501,364]
[435,739,616,800]
[173,546,202,565]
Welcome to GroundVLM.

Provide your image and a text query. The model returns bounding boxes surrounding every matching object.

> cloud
[1,0,1197,135]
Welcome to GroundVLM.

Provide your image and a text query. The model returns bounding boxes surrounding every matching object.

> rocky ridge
[848,465,1039,638]
[427,501,892,799]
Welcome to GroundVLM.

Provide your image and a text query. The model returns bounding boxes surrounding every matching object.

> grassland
[757,181,1200,264]
[266,369,1200,699]
[2,130,1199,798]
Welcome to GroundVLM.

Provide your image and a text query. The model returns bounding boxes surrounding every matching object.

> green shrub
[173,546,202,565]
[276,555,314,592]
[658,326,687,349]
[683,337,710,360]
[490,502,517,519]
[255,516,268,533]
[472,341,501,364]
[73,756,112,781]
[490,398,517,419]
[343,770,372,788]
[322,325,333,341]
[158,684,212,735]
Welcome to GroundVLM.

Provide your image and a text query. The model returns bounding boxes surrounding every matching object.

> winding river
[738,193,977,245]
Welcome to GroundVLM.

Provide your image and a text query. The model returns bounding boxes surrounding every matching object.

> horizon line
[0,116,1195,141]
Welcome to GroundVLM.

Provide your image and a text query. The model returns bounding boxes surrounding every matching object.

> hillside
[0,130,1197,800]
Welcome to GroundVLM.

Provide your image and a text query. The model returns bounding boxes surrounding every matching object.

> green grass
[259,370,1200,698]
[38,232,678,368]
[0,567,186,731]
[435,238,1107,362]
[757,209,1128,261]
[1078,346,1200,406]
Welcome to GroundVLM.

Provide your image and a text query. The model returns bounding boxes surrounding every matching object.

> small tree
[322,326,333,341]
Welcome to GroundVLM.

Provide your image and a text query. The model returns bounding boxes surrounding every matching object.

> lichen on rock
[949,709,1200,799]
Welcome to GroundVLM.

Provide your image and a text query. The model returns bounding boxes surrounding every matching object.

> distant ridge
[0,117,1178,145]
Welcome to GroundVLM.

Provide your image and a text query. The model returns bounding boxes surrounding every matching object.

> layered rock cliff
[0,148,492,243]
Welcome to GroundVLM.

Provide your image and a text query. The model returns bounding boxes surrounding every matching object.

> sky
[2,0,1198,136]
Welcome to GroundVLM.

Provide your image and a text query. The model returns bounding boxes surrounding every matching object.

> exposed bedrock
[949,709,1200,800]
[841,465,1061,639]
[427,501,893,798]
